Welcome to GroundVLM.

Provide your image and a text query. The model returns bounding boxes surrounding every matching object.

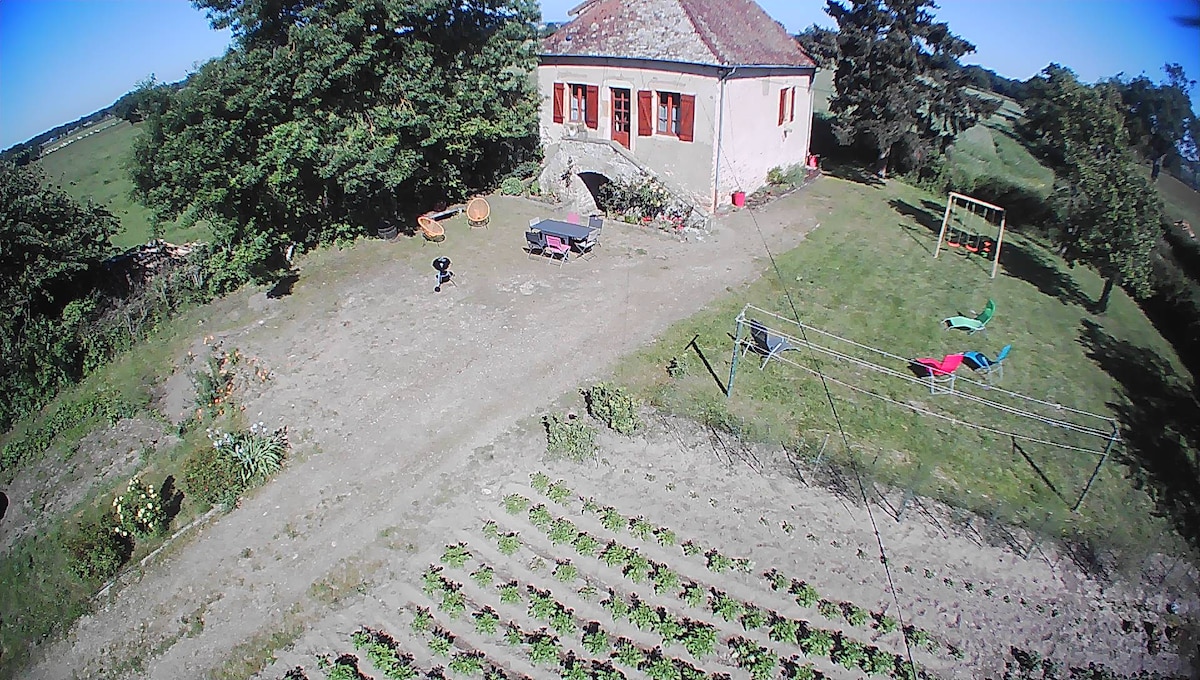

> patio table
[533,219,594,242]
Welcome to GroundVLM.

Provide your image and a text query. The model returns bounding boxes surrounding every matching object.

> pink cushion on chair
[566,212,580,224]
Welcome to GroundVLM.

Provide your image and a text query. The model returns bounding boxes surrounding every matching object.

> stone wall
[539,138,708,228]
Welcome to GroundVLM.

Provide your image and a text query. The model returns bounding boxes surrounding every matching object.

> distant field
[36,121,209,250]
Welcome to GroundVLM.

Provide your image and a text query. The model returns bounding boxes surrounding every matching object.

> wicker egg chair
[418,215,445,243]
[466,197,491,228]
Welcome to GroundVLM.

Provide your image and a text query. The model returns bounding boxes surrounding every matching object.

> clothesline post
[727,310,747,398]
[1072,423,1120,513]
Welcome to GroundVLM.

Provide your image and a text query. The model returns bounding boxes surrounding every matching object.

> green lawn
[617,175,1195,563]
[36,121,210,250]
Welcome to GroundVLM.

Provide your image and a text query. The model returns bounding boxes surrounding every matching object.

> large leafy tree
[824,0,997,177]
[1025,66,1165,312]
[1109,64,1197,182]
[0,161,118,427]
[132,0,541,282]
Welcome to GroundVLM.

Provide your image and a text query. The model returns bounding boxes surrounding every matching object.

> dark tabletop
[534,219,593,240]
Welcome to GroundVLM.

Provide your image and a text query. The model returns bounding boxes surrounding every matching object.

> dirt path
[21,194,821,679]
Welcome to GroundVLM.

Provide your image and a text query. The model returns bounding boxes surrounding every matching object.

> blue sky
[0,1,231,149]
[2,0,1198,150]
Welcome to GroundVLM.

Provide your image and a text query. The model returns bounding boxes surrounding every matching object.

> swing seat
[946,228,962,247]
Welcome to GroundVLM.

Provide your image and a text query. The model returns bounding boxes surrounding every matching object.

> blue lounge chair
[963,344,1011,381]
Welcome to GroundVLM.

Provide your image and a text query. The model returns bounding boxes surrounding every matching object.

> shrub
[500,177,524,195]
[766,166,786,185]
[583,383,640,435]
[66,516,132,581]
[543,413,597,461]
[183,440,247,509]
[112,476,166,539]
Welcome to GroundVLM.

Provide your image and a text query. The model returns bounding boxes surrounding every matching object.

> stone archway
[577,172,611,214]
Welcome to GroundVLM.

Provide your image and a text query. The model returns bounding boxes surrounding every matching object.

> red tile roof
[543,0,815,68]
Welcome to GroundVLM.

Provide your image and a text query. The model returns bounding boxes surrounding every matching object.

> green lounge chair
[943,299,994,334]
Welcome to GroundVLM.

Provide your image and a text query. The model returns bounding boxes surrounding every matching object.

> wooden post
[933,194,954,258]
[1073,426,1119,512]
[991,212,1007,279]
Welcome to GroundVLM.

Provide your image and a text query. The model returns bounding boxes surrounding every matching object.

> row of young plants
[516,477,1168,677]
[482,507,930,680]
[565,466,1067,628]
[424,558,797,680]
[451,535,912,680]
[516,479,943,652]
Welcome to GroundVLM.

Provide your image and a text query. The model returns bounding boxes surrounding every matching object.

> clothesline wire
[758,349,1114,457]
[748,323,1115,440]
[740,304,1119,434]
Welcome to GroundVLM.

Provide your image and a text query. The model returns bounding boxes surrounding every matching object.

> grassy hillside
[620,174,1196,563]
[36,121,209,250]
[1148,166,1200,228]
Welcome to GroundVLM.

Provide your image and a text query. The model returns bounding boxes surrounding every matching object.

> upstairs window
[778,86,797,125]
[643,91,694,142]
[657,92,681,135]
[553,81,598,129]
[570,84,587,123]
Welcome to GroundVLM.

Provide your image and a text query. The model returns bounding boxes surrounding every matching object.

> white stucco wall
[537,58,816,212]
[537,59,719,206]
[713,69,815,206]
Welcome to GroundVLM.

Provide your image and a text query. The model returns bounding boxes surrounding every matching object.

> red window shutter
[553,82,564,124]
[637,90,653,136]
[678,94,695,142]
[778,88,787,126]
[585,85,599,129]
[789,87,796,122]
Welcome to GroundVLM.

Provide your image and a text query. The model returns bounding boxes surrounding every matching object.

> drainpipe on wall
[713,67,735,211]
[804,70,816,166]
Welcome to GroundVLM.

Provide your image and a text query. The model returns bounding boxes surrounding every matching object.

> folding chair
[544,234,571,265]
[573,230,599,260]
[525,230,546,259]
[741,319,798,369]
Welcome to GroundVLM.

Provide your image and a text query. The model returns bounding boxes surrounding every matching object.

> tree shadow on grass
[998,239,1091,309]
[1078,319,1200,549]
[888,201,940,259]
[889,198,942,234]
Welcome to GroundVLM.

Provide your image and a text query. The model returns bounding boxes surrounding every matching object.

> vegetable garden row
[275,473,1180,680]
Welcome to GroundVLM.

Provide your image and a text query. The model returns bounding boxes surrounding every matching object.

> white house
[537,0,817,215]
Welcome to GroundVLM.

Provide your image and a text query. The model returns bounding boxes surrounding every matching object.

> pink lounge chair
[912,353,965,394]
[544,234,571,265]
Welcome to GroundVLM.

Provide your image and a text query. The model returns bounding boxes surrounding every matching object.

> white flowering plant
[206,422,287,484]
[112,477,166,540]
